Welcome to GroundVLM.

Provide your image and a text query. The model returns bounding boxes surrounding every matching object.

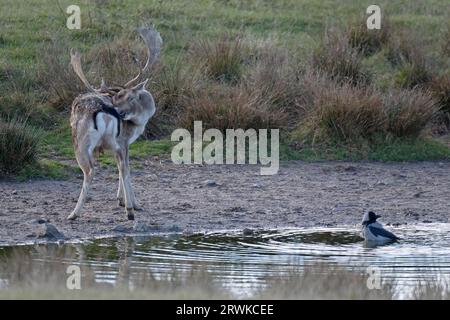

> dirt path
[1,159,449,245]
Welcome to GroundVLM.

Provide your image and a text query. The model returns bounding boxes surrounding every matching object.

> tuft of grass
[385,31,432,88]
[429,74,450,116]
[37,38,83,110]
[297,81,385,144]
[0,118,40,175]
[242,40,300,117]
[442,25,450,56]
[179,84,287,132]
[312,29,369,85]
[394,61,432,89]
[383,89,437,138]
[347,17,391,55]
[190,33,245,83]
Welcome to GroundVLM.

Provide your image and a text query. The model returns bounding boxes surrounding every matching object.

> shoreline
[1,160,449,245]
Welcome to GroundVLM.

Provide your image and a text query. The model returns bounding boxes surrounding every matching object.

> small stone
[252,183,263,188]
[243,228,254,236]
[11,190,17,195]
[37,223,64,240]
[205,180,218,187]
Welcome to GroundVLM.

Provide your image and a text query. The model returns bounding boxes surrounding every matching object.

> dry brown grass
[189,33,245,83]
[386,31,431,88]
[347,17,391,55]
[384,89,438,138]
[299,80,385,143]
[242,41,298,111]
[429,74,450,115]
[312,29,369,85]
[179,83,287,132]
[0,118,39,175]
[37,38,83,110]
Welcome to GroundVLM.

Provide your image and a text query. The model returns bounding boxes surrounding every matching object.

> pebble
[205,180,218,187]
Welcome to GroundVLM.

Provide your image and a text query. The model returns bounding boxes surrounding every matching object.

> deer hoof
[126,208,135,220]
[67,212,78,221]
[117,198,125,207]
[133,204,144,211]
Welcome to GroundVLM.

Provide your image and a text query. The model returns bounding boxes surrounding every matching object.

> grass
[1,0,450,179]
[0,118,40,175]
[282,138,450,162]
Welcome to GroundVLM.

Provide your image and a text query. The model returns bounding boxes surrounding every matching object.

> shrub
[347,17,391,55]
[383,89,437,138]
[37,39,83,110]
[190,33,245,83]
[429,74,450,115]
[395,61,432,88]
[312,29,369,85]
[145,60,201,138]
[442,25,450,56]
[179,84,287,132]
[0,118,39,175]
[299,81,385,143]
[243,41,297,110]
[386,31,431,88]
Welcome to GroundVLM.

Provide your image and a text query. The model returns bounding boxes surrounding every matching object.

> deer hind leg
[115,148,135,220]
[68,146,95,220]
[116,167,125,207]
[117,148,142,211]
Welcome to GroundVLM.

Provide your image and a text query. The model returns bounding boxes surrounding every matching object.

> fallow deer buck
[68,26,162,221]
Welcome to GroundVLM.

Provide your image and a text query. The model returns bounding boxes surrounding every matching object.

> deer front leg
[115,149,134,220]
[116,150,141,210]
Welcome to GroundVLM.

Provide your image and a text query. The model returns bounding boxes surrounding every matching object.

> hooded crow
[361,211,400,243]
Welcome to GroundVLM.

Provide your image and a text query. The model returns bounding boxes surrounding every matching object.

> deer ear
[131,79,148,91]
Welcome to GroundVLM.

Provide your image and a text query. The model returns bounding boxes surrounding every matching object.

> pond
[1,223,449,298]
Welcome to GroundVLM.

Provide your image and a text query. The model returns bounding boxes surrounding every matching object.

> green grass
[281,138,450,162]
[1,0,450,179]
[16,159,78,181]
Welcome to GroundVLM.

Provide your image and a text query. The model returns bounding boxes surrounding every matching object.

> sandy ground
[1,159,449,245]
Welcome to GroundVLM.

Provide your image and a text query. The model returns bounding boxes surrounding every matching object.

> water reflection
[0,223,449,298]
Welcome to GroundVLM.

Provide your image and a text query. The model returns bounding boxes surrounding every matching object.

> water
[1,223,449,298]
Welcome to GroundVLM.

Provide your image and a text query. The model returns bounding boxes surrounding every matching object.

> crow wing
[368,226,399,240]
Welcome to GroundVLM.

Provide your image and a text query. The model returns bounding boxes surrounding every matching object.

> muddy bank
[1,160,449,245]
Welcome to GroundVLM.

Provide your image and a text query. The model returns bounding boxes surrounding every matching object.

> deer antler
[70,48,96,92]
[124,26,163,88]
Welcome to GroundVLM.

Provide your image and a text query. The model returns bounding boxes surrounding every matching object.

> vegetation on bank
[0,0,449,178]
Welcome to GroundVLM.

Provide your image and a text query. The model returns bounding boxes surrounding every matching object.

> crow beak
[375,214,381,219]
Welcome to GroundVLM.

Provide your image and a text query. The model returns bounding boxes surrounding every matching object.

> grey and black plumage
[361,211,400,243]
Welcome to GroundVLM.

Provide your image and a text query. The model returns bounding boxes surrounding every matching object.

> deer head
[70,26,163,101]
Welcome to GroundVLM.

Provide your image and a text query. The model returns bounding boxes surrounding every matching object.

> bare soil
[1,159,449,245]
